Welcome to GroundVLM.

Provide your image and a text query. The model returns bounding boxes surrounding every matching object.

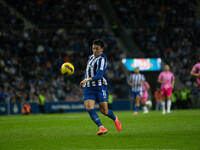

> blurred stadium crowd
[0,1,127,103]
[6,0,104,28]
[0,0,199,104]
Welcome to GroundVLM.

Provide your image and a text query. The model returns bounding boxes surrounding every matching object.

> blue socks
[88,109,116,127]
[135,105,140,112]
[88,109,102,127]
[106,109,116,121]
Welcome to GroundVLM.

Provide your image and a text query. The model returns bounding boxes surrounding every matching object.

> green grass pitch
[0,110,200,150]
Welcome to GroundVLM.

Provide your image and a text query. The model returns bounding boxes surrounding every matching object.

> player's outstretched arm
[190,71,200,77]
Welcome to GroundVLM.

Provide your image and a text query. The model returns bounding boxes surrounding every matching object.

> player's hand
[171,85,174,89]
[80,78,92,88]
[80,79,87,88]
[127,80,134,87]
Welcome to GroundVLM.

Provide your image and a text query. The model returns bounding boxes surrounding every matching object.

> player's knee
[136,97,140,101]
[85,105,93,111]
[135,100,140,105]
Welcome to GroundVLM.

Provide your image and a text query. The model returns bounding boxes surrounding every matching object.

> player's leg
[132,92,136,115]
[98,87,122,132]
[134,95,140,115]
[141,99,148,113]
[99,101,122,131]
[84,100,103,127]
[161,89,166,114]
[83,87,104,128]
[141,91,148,113]
[84,100,107,135]
[99,101,115,120]
[166,88,172,113]
[161,97,166,114]
[166,96,171,113]
[97,87,115,120]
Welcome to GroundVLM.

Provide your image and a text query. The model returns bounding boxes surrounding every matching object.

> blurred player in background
[127,67,145,115]
[108,90,114,110]
[80,39,122,135]
[190,55,200,90]
[158,65,175,114]
[141,81,150,113]
[154,88,163,111]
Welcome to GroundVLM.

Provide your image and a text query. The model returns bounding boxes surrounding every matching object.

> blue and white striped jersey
[84,53,107,87]
[129,73,145,92]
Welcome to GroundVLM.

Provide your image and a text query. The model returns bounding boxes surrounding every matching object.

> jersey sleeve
[91,57,106,81]
[98,58,106,71]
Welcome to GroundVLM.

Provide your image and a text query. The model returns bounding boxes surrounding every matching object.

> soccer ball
[61,62,74,76]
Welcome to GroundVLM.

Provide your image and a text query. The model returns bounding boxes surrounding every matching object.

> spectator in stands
[22,102,31,115]
[0,1,126,102]
[154,88,163,111]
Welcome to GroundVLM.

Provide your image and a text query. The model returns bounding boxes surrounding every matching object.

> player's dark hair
[93,39,104,48]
